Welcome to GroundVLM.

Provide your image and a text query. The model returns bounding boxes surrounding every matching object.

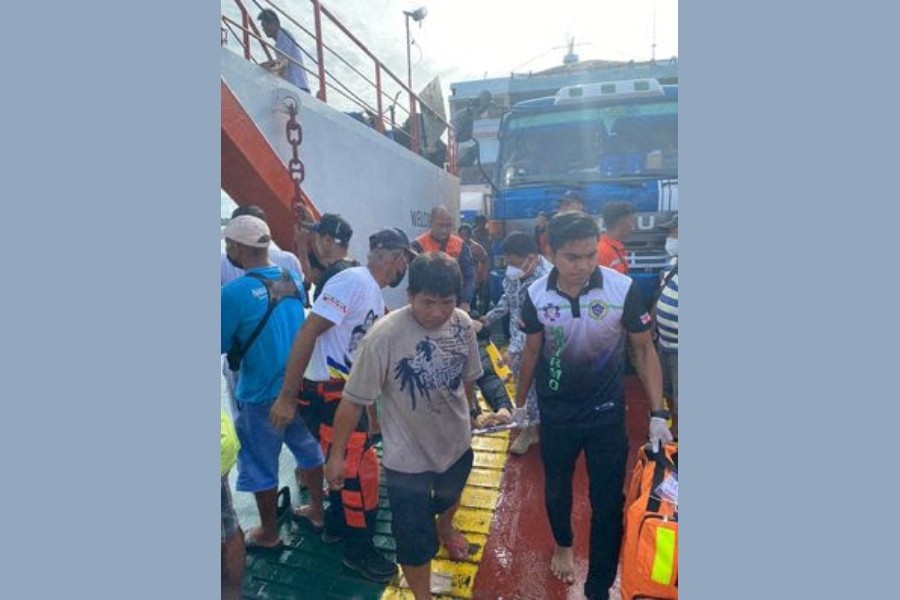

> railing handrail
[222,16,389,127]
[278,0,452,135]
[224,0,457,173]
[232,0,273,62]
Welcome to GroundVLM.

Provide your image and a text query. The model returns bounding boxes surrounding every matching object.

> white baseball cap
[223,215,271,248]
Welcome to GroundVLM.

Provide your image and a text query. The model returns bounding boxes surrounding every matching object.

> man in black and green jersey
[515,211,673,600]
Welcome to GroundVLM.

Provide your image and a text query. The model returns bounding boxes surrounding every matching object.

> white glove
[511,407,527,427]
[649,417,673,452]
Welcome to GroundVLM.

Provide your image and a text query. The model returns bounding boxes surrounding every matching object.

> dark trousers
[299,384,378,560]
[541,421,628,599]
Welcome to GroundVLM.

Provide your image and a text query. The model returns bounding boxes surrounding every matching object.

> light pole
[403,7,427,152]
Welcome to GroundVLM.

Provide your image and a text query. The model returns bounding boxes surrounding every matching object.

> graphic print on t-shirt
[347,309,378,358]
[324,308,378,381]
[393,333,468,412]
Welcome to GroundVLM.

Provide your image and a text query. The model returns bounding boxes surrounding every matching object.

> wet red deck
[471,375,651,600]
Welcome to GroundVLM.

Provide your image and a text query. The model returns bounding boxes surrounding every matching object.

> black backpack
[226,270,303,371]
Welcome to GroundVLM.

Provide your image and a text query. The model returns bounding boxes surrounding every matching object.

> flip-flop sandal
[244,529,283,551]
[441,529,477,561]
[291,506,325,534]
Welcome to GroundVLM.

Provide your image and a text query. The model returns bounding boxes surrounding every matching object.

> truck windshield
[498,100,677,187]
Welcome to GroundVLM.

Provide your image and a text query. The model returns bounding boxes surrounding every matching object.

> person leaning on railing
[257,8,311,93]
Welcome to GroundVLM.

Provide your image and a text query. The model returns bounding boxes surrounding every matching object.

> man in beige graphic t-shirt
[325,252,483,600]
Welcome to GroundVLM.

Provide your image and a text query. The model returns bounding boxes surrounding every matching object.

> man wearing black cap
[270,227,415,582]
[298,213,360,303]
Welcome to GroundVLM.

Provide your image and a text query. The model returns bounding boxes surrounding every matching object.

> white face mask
[506,265,525,280]
[665,237,678,257]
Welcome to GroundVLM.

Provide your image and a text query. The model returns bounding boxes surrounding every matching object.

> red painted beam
[221,80,317,252]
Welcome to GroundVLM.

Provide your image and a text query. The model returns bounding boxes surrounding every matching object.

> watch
[470,405,483,419]
[650,409,671,420]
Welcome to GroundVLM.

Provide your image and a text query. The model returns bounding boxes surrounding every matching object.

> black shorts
[384,448,474,566]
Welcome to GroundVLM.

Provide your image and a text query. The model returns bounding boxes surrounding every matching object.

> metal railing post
[375,64,385,133]
[312,0,327,101]
[241,8,251,59]
[410,96,420,155]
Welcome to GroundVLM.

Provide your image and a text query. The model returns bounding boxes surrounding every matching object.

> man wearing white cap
[221,215,325,549]
[220,204,304,287]
[220,205,305,420]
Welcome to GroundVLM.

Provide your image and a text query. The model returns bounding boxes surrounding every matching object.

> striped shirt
[655,261,678,352]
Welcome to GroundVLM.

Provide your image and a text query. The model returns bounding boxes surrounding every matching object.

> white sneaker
[509,425,539,455]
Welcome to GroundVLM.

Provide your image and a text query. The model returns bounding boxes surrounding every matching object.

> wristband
[650,409,671,420]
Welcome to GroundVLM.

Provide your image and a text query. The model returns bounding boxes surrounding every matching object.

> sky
[222,0,677,113]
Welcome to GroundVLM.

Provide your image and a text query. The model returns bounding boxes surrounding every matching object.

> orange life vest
[413,233,464,258]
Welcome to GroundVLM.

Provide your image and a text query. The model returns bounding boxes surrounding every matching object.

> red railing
[222,0,457,175]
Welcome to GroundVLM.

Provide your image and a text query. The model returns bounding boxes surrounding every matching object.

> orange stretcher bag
[620,442,678,600]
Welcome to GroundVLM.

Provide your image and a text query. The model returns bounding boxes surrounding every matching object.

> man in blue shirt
[221,215,324,548]
[257,9,311,93]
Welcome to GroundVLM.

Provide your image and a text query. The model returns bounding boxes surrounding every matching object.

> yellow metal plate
[386,559,479,599]
[465,467,504,489]
[435,531,488,563]
[459,486,500,510]
[381,587,416,600]
[430,559,480,598]
[471,435,509,452]
[452,507,495,535]
[473,451,507,471]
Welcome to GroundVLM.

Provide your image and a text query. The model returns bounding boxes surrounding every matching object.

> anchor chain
[284,97,306,222]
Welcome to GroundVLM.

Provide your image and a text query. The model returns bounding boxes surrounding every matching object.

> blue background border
[3,3,219,597]
[4,1,898,597]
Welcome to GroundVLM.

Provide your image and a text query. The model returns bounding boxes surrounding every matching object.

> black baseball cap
[304,213,353,246]
[369,227,417,258]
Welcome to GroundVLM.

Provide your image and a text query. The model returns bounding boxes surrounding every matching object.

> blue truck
[490,78,678,304]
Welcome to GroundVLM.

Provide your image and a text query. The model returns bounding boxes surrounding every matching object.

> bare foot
[550,545,576,584]
[292,504,324,528]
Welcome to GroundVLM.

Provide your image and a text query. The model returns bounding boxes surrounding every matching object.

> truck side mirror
[453,90,492,144]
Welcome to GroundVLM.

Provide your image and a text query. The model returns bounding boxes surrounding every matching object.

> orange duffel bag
[620,442,678,600]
